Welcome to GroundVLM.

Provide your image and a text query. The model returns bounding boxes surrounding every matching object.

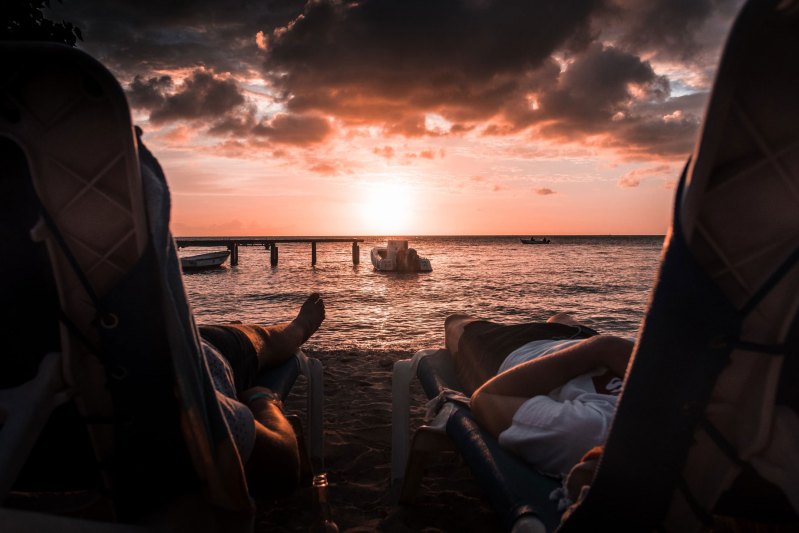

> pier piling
[228,242,239,266]
[270,244,279,266]
[312,241,317,266]
[352,242,360,265]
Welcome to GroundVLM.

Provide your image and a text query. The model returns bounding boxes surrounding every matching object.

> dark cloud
[127,75,172,108]
[49,0,306,76]
[266,0,599,130]
[128,70,330,147]
[207,112,258,137]
[609,113,700,157]
[253,113,332,145]
[261,0,732,156]
[47,0,740,159]
[131,70,247,124]
[535,188,556,195]
[536,44,668,129]
[605,0,742,61]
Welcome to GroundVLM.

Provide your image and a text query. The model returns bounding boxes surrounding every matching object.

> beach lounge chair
[393,0,799,530]
[0,41,324,530]
[392,349,561,532]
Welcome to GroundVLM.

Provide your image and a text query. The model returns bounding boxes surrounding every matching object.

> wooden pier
[175,237,364,266]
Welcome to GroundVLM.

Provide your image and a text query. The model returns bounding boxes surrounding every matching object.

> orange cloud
[617,163,674,188]
[373,146,395,158]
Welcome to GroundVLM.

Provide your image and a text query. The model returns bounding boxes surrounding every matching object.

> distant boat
[180,251,230,271]
[520,237,551,244]
[371,240,432,272]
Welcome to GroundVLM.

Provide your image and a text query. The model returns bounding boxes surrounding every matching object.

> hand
[565,446,603,501]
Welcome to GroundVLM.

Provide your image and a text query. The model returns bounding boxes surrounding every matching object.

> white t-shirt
[497,339,622,476]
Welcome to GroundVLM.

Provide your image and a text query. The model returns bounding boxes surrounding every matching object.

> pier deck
[175,237,364,266]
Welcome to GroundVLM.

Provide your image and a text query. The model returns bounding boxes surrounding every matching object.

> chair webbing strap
[38,206,111,323]
[741,244,799,318]
[676,475,715,527]
[696,415,747,468]
[57,307,101,356]
[732,339,785,355]
[669,406,751,529]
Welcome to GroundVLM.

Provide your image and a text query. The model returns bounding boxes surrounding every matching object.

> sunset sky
[49,0,745,236]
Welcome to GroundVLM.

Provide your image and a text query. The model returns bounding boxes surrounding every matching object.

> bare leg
[444,312,598,395]
[246,293,325,370]
[200,293,325,374]
[445,313,509,394]
[243,396,301,497]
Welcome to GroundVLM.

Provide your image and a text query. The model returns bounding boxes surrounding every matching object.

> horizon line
[174,233,667,239]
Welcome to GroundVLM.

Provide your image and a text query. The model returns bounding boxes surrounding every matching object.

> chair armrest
[390,349,439,489]
[293,349,324,471]
[0,352,72,500]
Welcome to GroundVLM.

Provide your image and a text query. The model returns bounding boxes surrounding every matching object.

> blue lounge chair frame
[392,349,561,532]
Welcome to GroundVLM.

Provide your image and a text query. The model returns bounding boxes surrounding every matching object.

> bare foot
[294,293,325,343]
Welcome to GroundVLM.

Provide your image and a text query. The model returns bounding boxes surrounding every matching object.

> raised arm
[470,335,633,436]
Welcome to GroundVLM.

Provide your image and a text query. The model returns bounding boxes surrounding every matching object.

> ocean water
[180,236,665,353]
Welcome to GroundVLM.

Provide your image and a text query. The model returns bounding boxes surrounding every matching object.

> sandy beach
[257,349,504,532]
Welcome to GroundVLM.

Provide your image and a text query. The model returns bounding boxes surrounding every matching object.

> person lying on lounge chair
[138,129,325,498]
[444,312,633,476]
[197,293,325,497]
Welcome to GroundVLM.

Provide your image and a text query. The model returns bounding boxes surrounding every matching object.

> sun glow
[360,181,415,235]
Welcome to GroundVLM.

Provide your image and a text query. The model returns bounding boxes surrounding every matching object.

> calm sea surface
[181,236,665,353]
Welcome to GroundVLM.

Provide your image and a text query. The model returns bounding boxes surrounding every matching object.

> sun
[360,181,415,235]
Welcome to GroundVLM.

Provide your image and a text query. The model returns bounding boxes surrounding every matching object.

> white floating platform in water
[370,240,432,272]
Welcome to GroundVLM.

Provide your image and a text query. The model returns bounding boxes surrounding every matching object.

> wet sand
[256,349,502,532]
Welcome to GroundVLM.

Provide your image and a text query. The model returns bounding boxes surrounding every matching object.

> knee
[445,313,472,327]
[445,314,474,353]
[245,417,302,497]
[590,334,633,350]
[547,313,581,327]
[266,448,300,496]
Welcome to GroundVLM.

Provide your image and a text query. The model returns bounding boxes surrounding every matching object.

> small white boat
[180,251,230,271]
[370,240,432,272]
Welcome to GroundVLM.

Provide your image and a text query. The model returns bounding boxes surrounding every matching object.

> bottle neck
[313,474,333,518]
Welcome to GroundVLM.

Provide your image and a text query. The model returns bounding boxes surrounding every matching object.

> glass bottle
[310,473,339,532]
